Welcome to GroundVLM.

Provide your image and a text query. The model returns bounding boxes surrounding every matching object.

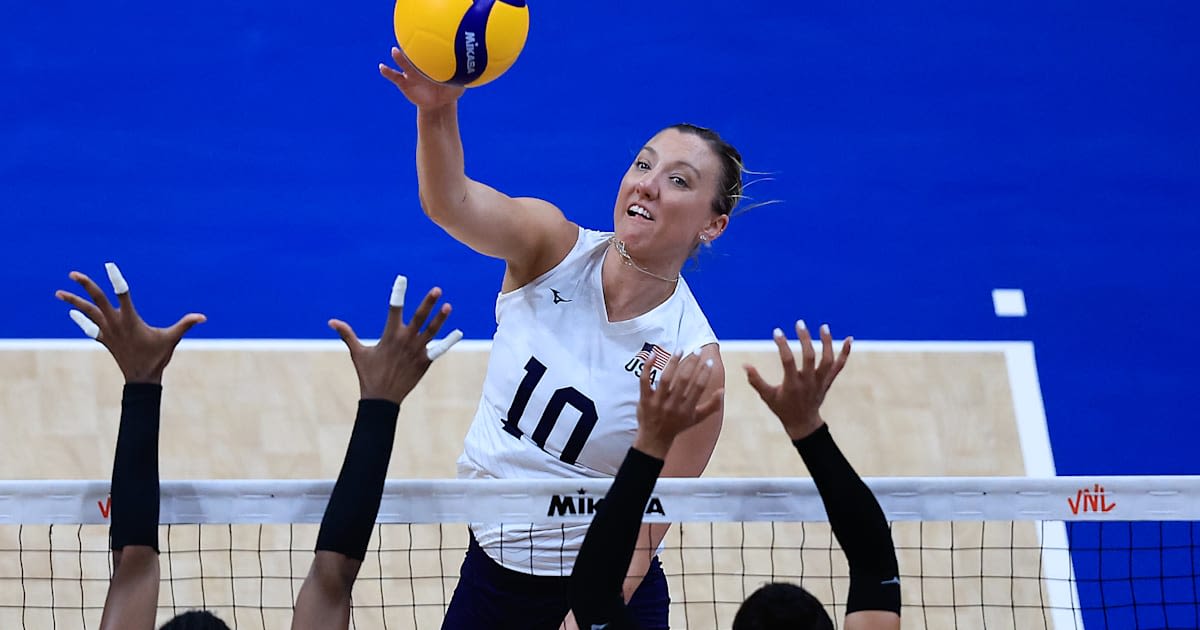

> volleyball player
[570,323,903,630]
[56,264,460,630]
[381,45,742,629]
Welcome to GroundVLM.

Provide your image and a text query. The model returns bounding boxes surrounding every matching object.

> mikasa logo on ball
[464,32,478,74]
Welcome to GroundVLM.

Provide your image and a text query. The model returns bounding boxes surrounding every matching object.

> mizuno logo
[551,289,572,304]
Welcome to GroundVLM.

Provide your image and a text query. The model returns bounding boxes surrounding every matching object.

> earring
[699,234,708,242]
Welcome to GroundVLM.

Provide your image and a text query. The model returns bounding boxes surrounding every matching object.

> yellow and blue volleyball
[393,0,530,88]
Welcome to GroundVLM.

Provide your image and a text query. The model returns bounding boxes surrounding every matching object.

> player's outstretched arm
[569,353,723,630]
[292,276,461,630]
[379,45,576,285]
[56,263,206,630]
[745,322,901,630]
[629,344,725,599]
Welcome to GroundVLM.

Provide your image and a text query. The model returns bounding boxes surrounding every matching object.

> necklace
[609,236,680,283]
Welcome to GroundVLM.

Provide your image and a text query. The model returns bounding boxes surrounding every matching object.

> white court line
[1004,343,1085,630]
[1005,343,1056,479]
[993,288,1029,317]
[0,339,495,352]
[720,339,1032,353]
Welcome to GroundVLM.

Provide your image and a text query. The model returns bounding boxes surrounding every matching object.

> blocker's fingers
[56,290,105,326]
[70,272,116,316]
[817,324,834,373]
[744,364,773,401]
[406,287,442,333]
[639,350,655,399]
[829,336,853,383]
[384,275,408,336]
[105,262,136,313]
[669,353,702,397]
[166,313,207,342]
[681,358,714,406]
[772,327,796,374]
[426,328,463,361]
[328,319,363,352]
[69,310,101,340]
[389,275,407,310]
[420,303,452,343]
[796,320,815,374]
[104,263,129,295]
[694,387,724,420]
[676,353,708,400]
[657,352,683,392]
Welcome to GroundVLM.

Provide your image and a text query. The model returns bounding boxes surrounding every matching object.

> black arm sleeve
[314,399,400,562]
[569,447,662,630]
[794,424,901,615]
[109,383,163,552]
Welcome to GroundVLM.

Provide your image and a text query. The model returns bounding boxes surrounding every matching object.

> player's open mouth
[627,204,653,221]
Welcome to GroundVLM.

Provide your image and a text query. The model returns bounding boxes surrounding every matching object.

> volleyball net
[2,476,1198,629]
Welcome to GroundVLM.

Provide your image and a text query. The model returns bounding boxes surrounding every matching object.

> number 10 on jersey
[501,356,598,466]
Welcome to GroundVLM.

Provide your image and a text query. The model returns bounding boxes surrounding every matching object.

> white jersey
[457,227,718,575]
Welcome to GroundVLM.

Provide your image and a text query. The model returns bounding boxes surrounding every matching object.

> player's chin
[614,229,651,256]
[615,214,656,240]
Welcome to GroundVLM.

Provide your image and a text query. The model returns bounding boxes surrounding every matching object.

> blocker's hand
[55,263,205,384]
[633,352,723,459]
[329,275,463,405]
[745,321,852,441]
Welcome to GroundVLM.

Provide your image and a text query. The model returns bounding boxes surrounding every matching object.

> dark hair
[160,611,232,630]
[732,582,834,630]
[665,123,744,217]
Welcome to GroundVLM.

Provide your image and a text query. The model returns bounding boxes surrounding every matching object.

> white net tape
[3,476,1198,526]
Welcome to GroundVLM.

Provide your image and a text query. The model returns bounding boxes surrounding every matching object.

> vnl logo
[1068,483,1116,515]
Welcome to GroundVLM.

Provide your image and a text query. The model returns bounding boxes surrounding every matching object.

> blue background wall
[3,1,1197,625]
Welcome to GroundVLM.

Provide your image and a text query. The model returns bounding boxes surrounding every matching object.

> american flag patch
[634,342,672,371]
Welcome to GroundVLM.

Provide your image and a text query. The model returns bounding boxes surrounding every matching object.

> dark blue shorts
[441,532,670,630]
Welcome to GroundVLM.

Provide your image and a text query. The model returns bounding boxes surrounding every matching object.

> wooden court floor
[0,341,1057,629]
